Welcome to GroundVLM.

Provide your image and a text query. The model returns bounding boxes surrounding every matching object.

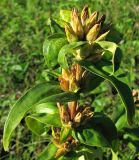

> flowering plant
[3,6,135,160]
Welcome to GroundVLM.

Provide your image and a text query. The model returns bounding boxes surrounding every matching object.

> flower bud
[95,30,110,42]
[86,23,101,43]
[71,8,84,40]
[97,14,106,25]
[71,64,83,81]
[74,112,82,123]
[68,101,77,120]
[85,11,98,33]
[58,77,69,92]
[69,75,79,92]
[81,5,89,25]
[55,147,67,158]
[65,24,78,43]
[58,104,70,123]
[62,69,70,81]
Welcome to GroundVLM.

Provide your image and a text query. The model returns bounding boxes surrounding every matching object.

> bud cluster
[52,128,78,158]
[57,102,94,128]
[65,5,109,44]
[58,64,84,92]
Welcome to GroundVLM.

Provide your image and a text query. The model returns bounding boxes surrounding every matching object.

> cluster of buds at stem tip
[58,64,84,92]
[52,128,78,158]
[65,5,110,44]
[57,102,94,128]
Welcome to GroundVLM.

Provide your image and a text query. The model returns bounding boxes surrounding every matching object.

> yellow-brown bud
[55,146,67,158]
[68,101,77,120]
[97,14,106,25]
[71,64,83,81]
[95,30,110,42]
[65,24,78,43]
[57,103,70,124]
[86,23,101,43]
[71,8,84,40]
[85,11,98,34]
[81,5,89,25]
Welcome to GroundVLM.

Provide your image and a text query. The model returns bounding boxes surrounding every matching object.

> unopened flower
[85,11,98,34]
[86,23,101,43]
[81,5,89,25]
[58,65,83,92]
[71,8,84,40]
[65,24,78,43]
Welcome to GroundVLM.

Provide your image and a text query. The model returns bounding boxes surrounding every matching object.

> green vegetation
[0,0,139,159]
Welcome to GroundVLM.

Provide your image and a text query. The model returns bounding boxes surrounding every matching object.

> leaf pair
[3,82,79,151]
[78,60,135,125]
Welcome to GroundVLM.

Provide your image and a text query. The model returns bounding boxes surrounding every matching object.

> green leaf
[60,126,72,143]
[95,41,122,73]
[43,35,68,68]
[54,18,67,28]
[25,115,48,136]
[72,112,117,150]
[58,41,87,69]
[47,18,64,34]
[60,10,71,23]
[26,113,61,129]
[78,60,135,125]
[34,103,58,114]
[72,128,109,148]
[3,82,62,151]
[91,112,118,151]
[39,92,80,103]
[38,143,57,160]
[124,128,139,141]
[112,150,118,160]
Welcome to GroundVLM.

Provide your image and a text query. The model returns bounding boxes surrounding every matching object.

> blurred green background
[0,0,139,159]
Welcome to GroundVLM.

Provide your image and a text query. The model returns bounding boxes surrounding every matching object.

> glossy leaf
[26,113,61,128]
[60,126,72,143]
[39,92,80,103]
[3,82,62,151]
[43,35,68,68]
[60,10,71,23]
[34,103,58,114]
[58,41,87,69]
[91,112,117,149]
[72,112,117,150]
[25,115,48,136]
[47,18,64,34]
[72,128,109,148]
[54,18,67,28]
[38,143,57,160]
[78,60,135,124]
[96,41,122,73]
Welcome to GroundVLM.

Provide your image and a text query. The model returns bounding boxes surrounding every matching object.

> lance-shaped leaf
[39,92,80,103]
[95,41,122,73]
[78,60,135,124]
[38,143,57,160]
[25,113,61,135]
[3,82,61,151]
[72,128,109,148]
[58,41,87,69]
[3,82,79,151]
[26,113,61,128]
[34,103,59,114]
[25,116,49,136]
[72,112,117,150]
[60,10,71,23]
[43,34,68,68]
